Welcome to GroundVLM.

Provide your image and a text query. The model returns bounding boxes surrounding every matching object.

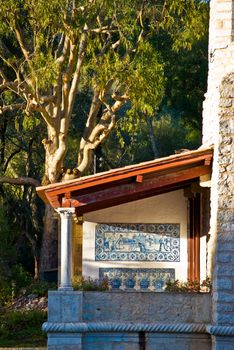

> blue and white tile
[95,223,180,262]
[99,268,175,292]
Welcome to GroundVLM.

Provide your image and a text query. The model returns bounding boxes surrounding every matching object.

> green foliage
[0,310,47,347]
[0,310,47,332]
[10,265,32,292]
[0,0,209,282]
[72,275,109,291]
[126,42,165,115]
[170,1,209,51]
[101,111,202,171]
[0,0,208,107]
[0,208,20,305]
[165,277,211,293]
[25,280,57,296]
[0,264,33,306]
[31,52,59,90]
[153,113,201,155]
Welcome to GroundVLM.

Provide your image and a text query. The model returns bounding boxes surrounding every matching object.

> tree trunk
[146,116,159,158]
[39,205,59,275]
[34,256,40,280]
[39,125,67,276]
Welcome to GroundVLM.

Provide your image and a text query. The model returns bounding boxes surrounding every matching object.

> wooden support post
[188,193,201,282]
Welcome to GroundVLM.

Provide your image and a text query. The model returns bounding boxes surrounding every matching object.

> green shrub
[165,277,211,293]
[0,310,47,332]
[0,264,33,306]
[0,310,47,346]
[72,275,109,291]
[25,280,57,297]
[11,265,32,292]
[0,284,12,306]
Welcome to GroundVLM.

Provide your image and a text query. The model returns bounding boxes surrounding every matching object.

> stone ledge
[43,322,234,337]
[43,322,207,334]
[207,325,234,336]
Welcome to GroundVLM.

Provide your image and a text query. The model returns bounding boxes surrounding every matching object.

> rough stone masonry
[202,1,234,349]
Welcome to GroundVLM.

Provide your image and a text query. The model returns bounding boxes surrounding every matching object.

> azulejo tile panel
[99,268,175,291]
[95,223,180,262]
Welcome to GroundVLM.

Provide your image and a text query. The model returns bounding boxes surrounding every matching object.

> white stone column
[56,208,75,291]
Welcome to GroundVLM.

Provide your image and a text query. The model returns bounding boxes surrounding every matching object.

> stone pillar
[203,2,234,348]
[45,291,83,350]
[56,208,75,291]
[209,73,234,350]
[203,0,234,279]
[203,0,234,146]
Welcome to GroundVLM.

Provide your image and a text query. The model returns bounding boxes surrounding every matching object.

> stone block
[217,252,233,263]
[218,243,234,251]
[146,333,211,350]
[217,265,234,277]
[83,333,139,350]
[48,291,83,322]
[217,211,234,226]
[216,303,234,313]
[216,20,225,29]
[216,313,234,324]
[213,292,234,303]
[214,277,233,290]
[219,98,233,107]
[215,2,233,13]
[213,336,234,350]
[218,222,234,233]
[48,333,82,350]
[83,292,211,323]
[217,235,234,244]
[219,118,234,135]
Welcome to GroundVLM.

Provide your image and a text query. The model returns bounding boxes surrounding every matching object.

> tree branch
[67,32,87,121]
[0,103,26,115]
[14,22,33,71]
[62,38,77,119]
[4,149,21,172]
[0,53,18,79]
[55,34,65,60]
[0,80,19,94]
[0,176,40,187]
[77,93,129,173]
[0,68,8,81]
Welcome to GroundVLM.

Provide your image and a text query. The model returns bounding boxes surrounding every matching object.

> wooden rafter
[36,147,213,215]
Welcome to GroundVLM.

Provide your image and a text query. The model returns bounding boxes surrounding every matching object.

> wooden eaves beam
[58,164,211,215]
[38,149,213,204]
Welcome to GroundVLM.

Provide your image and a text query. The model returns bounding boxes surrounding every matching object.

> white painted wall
[82,190,191,282]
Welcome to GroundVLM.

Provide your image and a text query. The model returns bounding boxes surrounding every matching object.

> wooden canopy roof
[36,147,213,216]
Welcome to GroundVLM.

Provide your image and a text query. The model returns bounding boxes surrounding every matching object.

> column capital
[56,207,75,217]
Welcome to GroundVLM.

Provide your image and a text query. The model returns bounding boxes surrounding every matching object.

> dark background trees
[0,0,209,293]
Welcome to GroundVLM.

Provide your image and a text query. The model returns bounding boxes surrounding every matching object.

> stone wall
[83,291,211,323]
[44,290,212,350]
[210,73,234,349]
[203,0,234,145]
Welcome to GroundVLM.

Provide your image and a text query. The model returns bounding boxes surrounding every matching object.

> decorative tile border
[95,223,180,262]
[99,268,175,291]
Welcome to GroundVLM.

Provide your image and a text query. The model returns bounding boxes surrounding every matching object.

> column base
[48,333,82,350]
[58,286,73,291]
[212,336,234,350]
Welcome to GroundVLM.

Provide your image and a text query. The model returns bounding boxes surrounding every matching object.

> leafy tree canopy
[0,0,209,275]
[0,0,208,184]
